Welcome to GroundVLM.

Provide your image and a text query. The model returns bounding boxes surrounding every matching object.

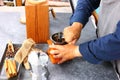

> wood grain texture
[25,4,36,41]
[16,0,22,6]
[25,0,49,43]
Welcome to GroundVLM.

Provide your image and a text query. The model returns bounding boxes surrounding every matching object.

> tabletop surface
[0,6,118,80]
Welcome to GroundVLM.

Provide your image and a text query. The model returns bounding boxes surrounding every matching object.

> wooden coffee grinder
[25,0,49,43]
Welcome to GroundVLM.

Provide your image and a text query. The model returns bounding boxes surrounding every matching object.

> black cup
[50,32,67,45]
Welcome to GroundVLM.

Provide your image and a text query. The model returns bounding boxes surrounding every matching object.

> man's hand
[63,22,83,44]
[49,44,82,64]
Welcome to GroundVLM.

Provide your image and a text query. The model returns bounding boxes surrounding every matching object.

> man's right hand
[63,22,83,44]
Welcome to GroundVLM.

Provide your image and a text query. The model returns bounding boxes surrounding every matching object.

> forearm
[79,21,120,64]
[74,46,82,58]
[71,22,83,31]
[72,22,83,28]
[70,0,100,26]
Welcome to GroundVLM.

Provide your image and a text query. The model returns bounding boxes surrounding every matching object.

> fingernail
[58,62,61,64]
[57,62,60,64]
[50,50,54,54]
[49,45,53,48]
[53,55,56,58]
[49,45,52,47]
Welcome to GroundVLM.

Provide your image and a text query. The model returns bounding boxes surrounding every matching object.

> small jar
[50,32,67,45]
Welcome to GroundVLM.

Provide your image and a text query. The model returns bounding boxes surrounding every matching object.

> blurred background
[0,0,68,6]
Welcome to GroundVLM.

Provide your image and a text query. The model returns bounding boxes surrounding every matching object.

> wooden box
[25,0,49,43]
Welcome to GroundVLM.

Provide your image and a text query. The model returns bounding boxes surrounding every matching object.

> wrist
[72,22,83,30]
[74,46,82,57]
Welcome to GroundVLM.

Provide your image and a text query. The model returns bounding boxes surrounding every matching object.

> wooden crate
[25,0,49,43]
